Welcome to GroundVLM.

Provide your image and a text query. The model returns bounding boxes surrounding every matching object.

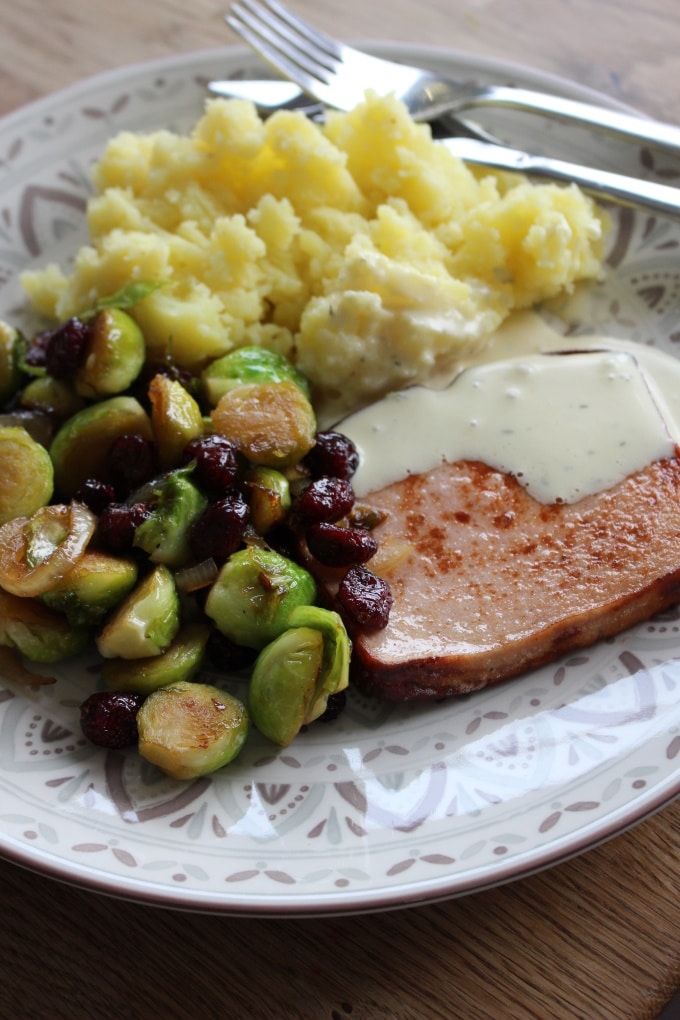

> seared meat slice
[306,455,680,700]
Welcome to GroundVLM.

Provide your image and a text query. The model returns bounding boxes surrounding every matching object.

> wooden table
[1,2,679,1017]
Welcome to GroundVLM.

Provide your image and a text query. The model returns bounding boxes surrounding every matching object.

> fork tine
[228,6,334,94]
[229,0,338,80]
[257,0,342,62]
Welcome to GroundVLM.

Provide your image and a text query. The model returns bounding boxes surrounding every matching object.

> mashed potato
[22,92,605,419]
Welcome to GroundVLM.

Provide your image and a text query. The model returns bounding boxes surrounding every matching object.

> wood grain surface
[1,2,679,1018]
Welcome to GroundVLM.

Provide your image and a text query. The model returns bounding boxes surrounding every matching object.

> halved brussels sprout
[210,380,316,469]
[248,626,323,747]
[20,376,85,420]
[0,426,54,525]
[0,589,90,663]
[50,395,153,497]
[137,679,249,779]
[202,346,311,407]
[245,466,291,534]
[204,546,317,650]
[101,622,210,694]
[41,549,138,626]
[96,564,180,660]
[0,501,96,597]
[133,469,207,568]
[74,307,146,398]
[286,604,350,722]
[148,373,204,470]
[248,605,350,747]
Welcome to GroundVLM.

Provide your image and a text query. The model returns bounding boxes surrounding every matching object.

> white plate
[1,44,680,917]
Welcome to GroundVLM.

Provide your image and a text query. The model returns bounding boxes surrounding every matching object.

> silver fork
[226,0,680,155]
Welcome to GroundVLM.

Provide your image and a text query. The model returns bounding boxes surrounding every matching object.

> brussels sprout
[41,549,138,626]
[245,466,291,534]
[20,376,85,420]
[248,627,324,747]
[101,622,210,694]
[210,380,316,469]
[50,395,153,497]
[204,546,317,650]
[96,564,180,660]
[0,321,23,404]
[0,590,89,663]
[0,426,54,525]
[133,469,207,568]
[286,604,351,722]
[148,373,204,470]
[0,501,96,597]
[248,605,350,746]
[137,679,249,779]
[74,307,146,398]
[202,346,311,407]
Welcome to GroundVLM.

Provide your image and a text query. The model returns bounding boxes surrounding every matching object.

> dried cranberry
[74,478,117,515]
[293,476,355,528]
[306,521,377,567]
[304,431,359,480]
[22,329,53,370]
[206,629,258,672]
[189,495,250,563]
[316,689,347,723]
[44,317,91,378]
[80,691,144,749]
[183,434,239,493]
[109,433,157,496]
[98,501,152,552]
[338,565,393,631]
[147,357,195,391]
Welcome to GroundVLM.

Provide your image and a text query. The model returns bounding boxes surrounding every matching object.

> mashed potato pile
[23,93,605,418]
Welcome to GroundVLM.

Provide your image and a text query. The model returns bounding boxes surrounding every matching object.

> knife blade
[442,138,680,219]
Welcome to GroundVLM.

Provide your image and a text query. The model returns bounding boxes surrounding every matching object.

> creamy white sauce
[339,315,680,504]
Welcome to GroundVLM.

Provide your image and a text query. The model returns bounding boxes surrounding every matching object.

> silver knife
[444,138,680,219]
[208,79,680,220]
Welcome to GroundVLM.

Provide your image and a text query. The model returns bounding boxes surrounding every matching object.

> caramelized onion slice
[0,501,96,597]
[174,557,219,594]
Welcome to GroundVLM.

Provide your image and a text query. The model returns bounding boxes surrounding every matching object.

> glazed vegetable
[148,373,203,470]
[201,345,311,406]
[0,589,90,663]
[0,501,96,597]
[73,307,146,398]
[0,427,54,525]
[20,376,85,419]
[101,622,210,694]
[41,549,138,626]
[50,395,153,497]
[245,466,291,534]
[137,679,249,779]
[210,380,316,468]
[204,546,317,650]
[96,564,180,659]
[133,469,207,568]
[249,606,350,746]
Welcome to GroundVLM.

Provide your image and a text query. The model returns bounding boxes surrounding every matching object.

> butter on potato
[22,91,605,418]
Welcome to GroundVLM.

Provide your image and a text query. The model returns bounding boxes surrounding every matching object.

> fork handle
[462,86,680,154]
[444,138,680,220]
